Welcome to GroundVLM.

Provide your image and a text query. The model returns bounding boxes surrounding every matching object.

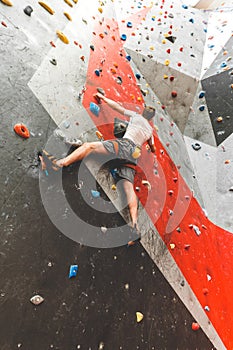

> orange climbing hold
[14,123,30,139]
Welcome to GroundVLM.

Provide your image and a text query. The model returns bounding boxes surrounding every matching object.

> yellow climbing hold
[165,59,170,66]
[0,0,13,6]
[217,116,223,122]
[56,30,69,44]
[98,7,103,13]
[149,46,155,51]
[162,39,166,44]
[73,0,78,2]
[136,312,144,323]
[164,74,168,79]
[111,184,117,191]
[38,1,54,14]
[64,0,73,7]
[64,12,72,20]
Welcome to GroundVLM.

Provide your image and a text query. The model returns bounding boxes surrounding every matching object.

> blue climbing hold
[126,55,131,61]
[220,62,227,68]
[135,73,141,79]
[121,34,127,41]
[199,105,205,111]
[90,102,100,116]
[95,69,100,76]
[91,190,100,198]
[127,21,132,28]
[182,4,188,9]
[189,18,194,23]
[69,265,78,278]
[199,91,205,98]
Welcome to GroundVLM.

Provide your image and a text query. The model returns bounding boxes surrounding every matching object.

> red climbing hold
[50,41,56,47]
[192,322,200,331]
[170,76,174,81]
[14,123,30,139]
[171,91,177,97]
[166,48,171,54]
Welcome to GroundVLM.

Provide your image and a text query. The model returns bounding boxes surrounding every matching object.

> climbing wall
[1,0,233,349]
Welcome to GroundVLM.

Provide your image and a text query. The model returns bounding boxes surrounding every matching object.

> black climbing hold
[24,5,33,16]
[90,45,95,51]
[192,143,201,151]
[116,76,122,84]
[50,59,57,65]
[97,87,105,95]
[166,36,176,44]
[142,58,145,62]
[135,73,141,79]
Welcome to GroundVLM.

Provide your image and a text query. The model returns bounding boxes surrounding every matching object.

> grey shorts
[102,138,137,183]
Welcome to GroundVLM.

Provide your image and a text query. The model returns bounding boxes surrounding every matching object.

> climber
[56,93,156,238]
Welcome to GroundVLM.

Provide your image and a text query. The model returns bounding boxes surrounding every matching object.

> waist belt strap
[123,163,137,170]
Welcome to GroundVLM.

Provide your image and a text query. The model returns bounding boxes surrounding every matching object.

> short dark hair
[142,106,156,120]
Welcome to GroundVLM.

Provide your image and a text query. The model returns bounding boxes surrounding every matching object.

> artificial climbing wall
[1,0,233,349]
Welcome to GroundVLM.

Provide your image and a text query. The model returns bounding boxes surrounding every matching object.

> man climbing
[56,92,156,240]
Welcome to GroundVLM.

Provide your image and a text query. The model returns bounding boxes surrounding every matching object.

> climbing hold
[73,0,78,2]
[184,244,190,250]
[165,59,170,66]
[110,67,117,74]
[64,12,72,20]
[199,105,205,111]
[220,62,227,68]
[199,91,205,98]
[127,21,132,28]
[192,143,201,151]
[126,55,131,61]
[98,7,103,13]
[64,0,73,7]
[162,39,166,44]
[14,124,30,139]
[90,45,95,51]
[90,102,100,117]
[111,184,117,191]
[171,91,177,98]
[1,21,7,27]
[189,18,194,23]
[99,33,104,39]
[94,69,100,76]
[164,75,168,79]
[182,4,188,9]
[0,0,13,5]
[96,87,105,95]
[149,46,154,51]
[24,5,33,16]
[38,1,54,14]
[50,58,57,65]
[30,295,44,305]
[56,30,69,44]
[192,322,200,331]
[204,306,210,312]
[166,36,176,44]
[136,312,144,323]
[177,62,182,67]
[101,226,107,233]
[91,190,100,198]
[69,265,78,278]
[170,243,175,250]
[166,48,171,54]
[203,288,209,295]
[135,73,141,79]
[217,116,223,122]
[168,190,174,195]
[50,41,56,47]
[142,180,151,191]
[121,34,127,41]
[115,76,122,84]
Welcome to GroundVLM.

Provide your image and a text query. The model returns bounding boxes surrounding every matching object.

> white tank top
[123,109,154,147]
